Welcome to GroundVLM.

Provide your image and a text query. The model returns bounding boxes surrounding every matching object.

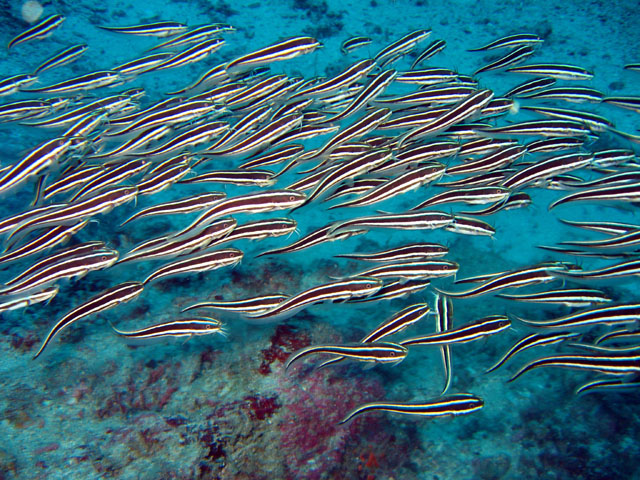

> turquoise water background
[0,0,639,479]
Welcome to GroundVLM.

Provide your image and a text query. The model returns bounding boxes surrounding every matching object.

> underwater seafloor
[1,0,640,479]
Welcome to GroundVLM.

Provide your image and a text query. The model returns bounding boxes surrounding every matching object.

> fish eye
[101,255,108,261]
[289,195,296,201]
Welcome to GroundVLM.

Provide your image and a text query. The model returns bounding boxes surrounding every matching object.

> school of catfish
[1,14,640,425]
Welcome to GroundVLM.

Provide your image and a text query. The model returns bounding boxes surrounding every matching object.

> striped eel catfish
[318,303,430,369]
[339,393,484,424]
[509,353,640,382]
[285,342,408,370]
[247,277,383,321]
[400,315,510,348]
[34,281,145,359]
[112,317,225,342]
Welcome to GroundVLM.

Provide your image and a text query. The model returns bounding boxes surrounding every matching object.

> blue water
[0,1,639,479]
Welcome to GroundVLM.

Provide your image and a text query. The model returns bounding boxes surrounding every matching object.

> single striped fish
[167,62,229,93]
[596,329,640,345]
[603,96,640,113]
[70,158,148,201]
[98,21,188,37]
[120,192,225,226]
[381,143,457,171]
[436,263,572,298]
[446,145,526,176]
[0,204,65,236]
[34,44,88,74]
[150,38,225,72]
[285,342,408,370]
[445,215,495,237]
[0,137,75,194]
[183,294,289,316]
[319,303,430,369]
[504,77,556,98]
[0,249,118,296]
[239,144,304,170]
[411,186,511,210]
[33,281,145,359]
[479,119,593,137]
[506,63,594,80]
[178,189,306,236]
[459,191,531,216]
[559,219,640,236]
[207,218,297,248]
[8,185,138,241]
[575,377,640,396]
[0,221,89,266]
[328,211,454,237]
[374,29,431,65]
[549,182,640,209]
[560,230,640,251]
[336,243,449,263]
[395,68,457,87]
[4,241,106,286]
[112,52,174,76]
[135,121,228,156]
[400,315,510,347]
[435,293,454,394]
[0,74,38,96]
[474,45,534,75]
[143,248,243,284]
[411,39,447,68]
[322,69,398,124]
[136,163,192,196]
[290,59,376,100]
[469,33,542,51]
[225,36,321,74]
[312,108,392,159]
[179,169,275,188]
[509,353,640,382]
[521,105,612,132]
[438,170,516,188]
[400,89,494,144]
[247,277,383,321]
[149,24,234,50]
[522,87,604,104]
[256,223,366,257]
[0,286,58,314]
[112,317,224,342]
[120,219,236,264]
[42,165,104,200]
[341,36,372,54]
[0,98,65,123]
[497,288,611,307]
[526,137,585,154]
[501,153,593,190]
[22,71,122,94]
[202,113,303,157]
[8,14,65,49]
[486,331,581,373]
[339,393,484,424]
[106,101,222,137]
[352,259,459,281]
[516,303,640,329]
[347,278,431,303]
[24,93,136,128]
[297,149,392,207]
[558,170,640,189]
[376,85,477,107]
[330,165,445,210]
